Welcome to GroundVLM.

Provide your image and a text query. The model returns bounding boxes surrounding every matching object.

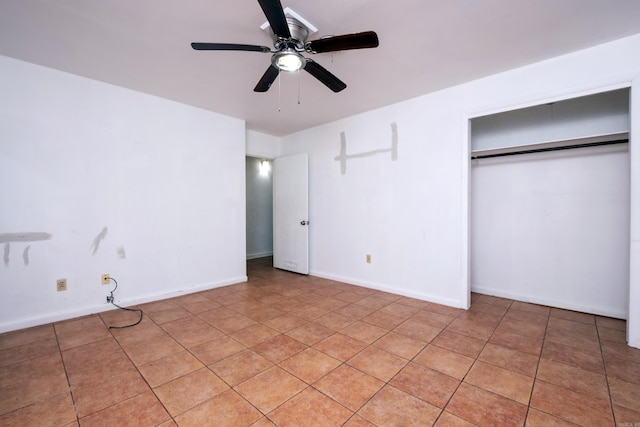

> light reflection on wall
[259,159,271,176]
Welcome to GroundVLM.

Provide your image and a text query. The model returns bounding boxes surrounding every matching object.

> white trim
[0,276,248,333]
[471,285,627,320]
[467,79,634,120]
[628,74,640,348]
[246,251,273,260]
[310,270,465,309]
[460,117,471,309]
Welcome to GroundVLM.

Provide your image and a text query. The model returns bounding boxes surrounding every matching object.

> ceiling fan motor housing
[272,17,308,51]
[190,0,379,93]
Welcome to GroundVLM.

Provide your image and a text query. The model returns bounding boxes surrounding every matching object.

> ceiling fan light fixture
[191,0,379,93]
[272,50,305,72]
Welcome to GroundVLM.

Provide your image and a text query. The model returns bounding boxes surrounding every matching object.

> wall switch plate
[101,274,110,285]
[366,254,372,263]
[56,279,67,291]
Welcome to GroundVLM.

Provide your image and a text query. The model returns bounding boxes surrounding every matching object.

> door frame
[464,81,638,348]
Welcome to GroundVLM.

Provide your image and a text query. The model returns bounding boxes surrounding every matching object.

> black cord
[107,277,143,329]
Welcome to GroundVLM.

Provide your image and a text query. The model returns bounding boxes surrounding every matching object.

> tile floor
[1,257,639,426]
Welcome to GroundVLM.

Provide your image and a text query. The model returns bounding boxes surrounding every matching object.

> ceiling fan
[191,0,379,93]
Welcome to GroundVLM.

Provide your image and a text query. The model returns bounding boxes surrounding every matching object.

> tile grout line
[144,309,268,425]
[13,264,629,426]
[149,306,274,424]
[318,295,437,424]
[524,310,622,425]
[192,284,319,424]
[383,303,466,424]
[432,297,516,426]
[99,310,178,425]
[0,261,627,426]
[245,294,362,424]
[231,290,425,424]
[51,322,81,425]
[595,317,619,426]
[522,305,551,426]
[143,293,339,424]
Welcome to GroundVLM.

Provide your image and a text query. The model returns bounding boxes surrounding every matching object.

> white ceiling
[1,0,640,136]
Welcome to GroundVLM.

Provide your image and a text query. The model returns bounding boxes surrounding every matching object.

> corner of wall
[246,129,283,159]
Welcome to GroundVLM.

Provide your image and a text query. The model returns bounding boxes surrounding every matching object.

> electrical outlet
[101,274,110,285]
[366,254,372,264]
[56,279,67,292]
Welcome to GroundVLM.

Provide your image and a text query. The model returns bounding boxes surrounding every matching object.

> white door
[273,153,309,274]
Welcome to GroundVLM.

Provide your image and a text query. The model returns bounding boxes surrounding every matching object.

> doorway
[245,156,273,261]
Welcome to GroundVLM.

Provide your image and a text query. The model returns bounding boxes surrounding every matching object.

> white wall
[471,144,630,318]
[281,34,640,348]
[3,33,639,348]
[471,89,630,151]
[282,89,467,308]
[246,130,281,159]
[246,157,273,259]
[463,35,640,349]
[0,55,247,332]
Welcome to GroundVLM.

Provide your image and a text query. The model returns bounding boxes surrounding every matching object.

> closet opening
[469,88,631,319]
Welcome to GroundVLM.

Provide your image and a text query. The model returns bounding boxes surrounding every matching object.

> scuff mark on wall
[391,122,398,161]
[23,245,31,266]
[91,226,108,255]
[0,232,51,267]
[3,243,9,267]
[0,232,52,243]
[338,132,347,175]
[117,245,126,260]
[335,122,399,175]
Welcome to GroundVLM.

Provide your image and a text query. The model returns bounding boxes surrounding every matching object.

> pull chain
[297,69,301,105]
[278,69,281,112]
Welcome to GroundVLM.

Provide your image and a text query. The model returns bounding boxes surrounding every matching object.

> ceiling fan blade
[191,43,271,52]
[306,31,379,53]
[304,60,346,93]
[254,65,280,92]
[257,0,291,38]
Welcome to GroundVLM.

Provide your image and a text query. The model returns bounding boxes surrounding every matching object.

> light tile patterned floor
[1,257,639,426]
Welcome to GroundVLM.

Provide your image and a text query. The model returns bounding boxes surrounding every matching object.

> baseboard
[310,270,465,309]
[471,285,627,319]
[246,251,273,260]
[0,275,248,334]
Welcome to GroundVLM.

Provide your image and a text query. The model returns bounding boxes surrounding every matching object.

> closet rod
[471,139,628,160]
